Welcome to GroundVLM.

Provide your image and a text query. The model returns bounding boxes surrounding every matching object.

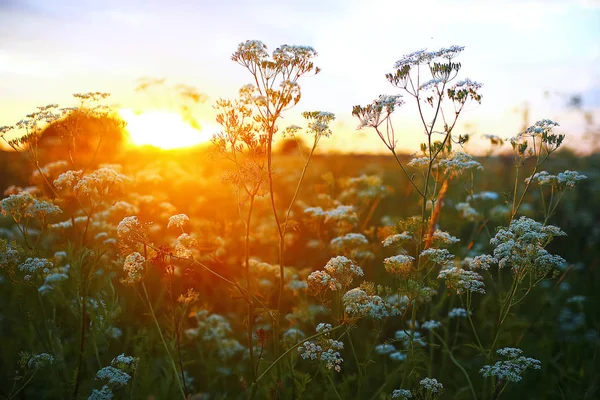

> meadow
[0,41,598,400]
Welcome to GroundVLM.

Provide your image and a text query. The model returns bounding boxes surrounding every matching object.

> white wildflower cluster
[54,167,130,200]
[186,310,244,360]
[447,78,483,105]
[448,307,470,318]
[0,192,62,223]
[435,152,483,176]
[340,174,391,202]
[304,205,357,224]
[489,217,566,279]
[352,95,405,130]
[382,231,413,247]
[301,111,336,138]
[282,327,306,344]
[286,274,308,293]
[121,252,145,285]
[420,248,454,266]
[392,388,413,399]
[468,254,497,271]
[438,267,486,294]
[384,255,414,277]
[456,202,480,221]
[27,353,54,369]
[525,170,587,189]
[468,191,499,202]
[342,288,400,319]
[116,216,148,248]
[0,243,19,269]
[175,233,198,259]
[18,257,52,275]
[422,320,442,331]
[393,46,464,70]
[88,385,113,400]
[298,324,344,372]
[92,353,137,398]
[480,347,541,383]
[375,343,396,355]
[167,213,189,229]
[510,119,565,157]
[38,263,70,295]
[330,233,368,254]
[307,256,363,293]
[395,330,426,348]
[417,377,444,397]
[427,229,460,247]
[419,78,444,91]
[96,366,131,387]
[407,157,429,169]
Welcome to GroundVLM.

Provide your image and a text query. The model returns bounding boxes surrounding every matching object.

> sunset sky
[1,0,599,153]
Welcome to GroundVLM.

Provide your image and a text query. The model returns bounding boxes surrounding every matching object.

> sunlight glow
[119,109,215,149]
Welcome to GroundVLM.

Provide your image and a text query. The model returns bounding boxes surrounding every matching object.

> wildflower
[418,378,444,395]
[298,324,344,372]
[525,170,587,189]
[395,330,426,348]
[490,217,566,279]
[175,233,197,258]
[324,205,358,224]
[121,252,145,285]
[394,49,436,68]
[117,216,148,247]
[1,192,62,222]
[427,230,460,247]
[438,267,486,294]
[18,257,52,274]
[308,256,363,293]
[389,351,407,361]
[448,308,470,318]
[302,111,336,138]
[88,386,113,400]
[456,202,480,221]
[436,152,483,176]
[480,347,541,383]
[330,233,368,254]
[420,248,454,266]
[469,254,497,271]
[375,343,396,355]
[283,328,305,343]
[392,389,413,399]
[447,78,483,104]
[382,232,413,247]
[27,353,54,369]
[407,157,429,169]
[468,191,499,202]
[384,255,414,277]
[167,213,189,229]
[422,320,442,331]
[96,366,131,387]
[342,288,394,319]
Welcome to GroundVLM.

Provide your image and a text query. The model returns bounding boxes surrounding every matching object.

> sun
[119,108,216,149]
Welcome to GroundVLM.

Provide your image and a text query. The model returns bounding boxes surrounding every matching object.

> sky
[0,0,599,154]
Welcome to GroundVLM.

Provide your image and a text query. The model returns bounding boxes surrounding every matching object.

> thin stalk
[141,282,186,399]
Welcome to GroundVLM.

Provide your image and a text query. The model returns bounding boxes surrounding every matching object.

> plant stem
[141,282,186,399]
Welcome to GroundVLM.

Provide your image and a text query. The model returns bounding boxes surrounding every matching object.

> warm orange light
[119,109,216,149]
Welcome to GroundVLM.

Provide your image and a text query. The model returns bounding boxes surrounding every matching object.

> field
[0,42,598,400]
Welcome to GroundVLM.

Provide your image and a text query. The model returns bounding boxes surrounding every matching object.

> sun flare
[119,109,215,149]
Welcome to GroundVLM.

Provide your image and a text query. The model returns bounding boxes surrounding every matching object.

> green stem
[141,282,186,399]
